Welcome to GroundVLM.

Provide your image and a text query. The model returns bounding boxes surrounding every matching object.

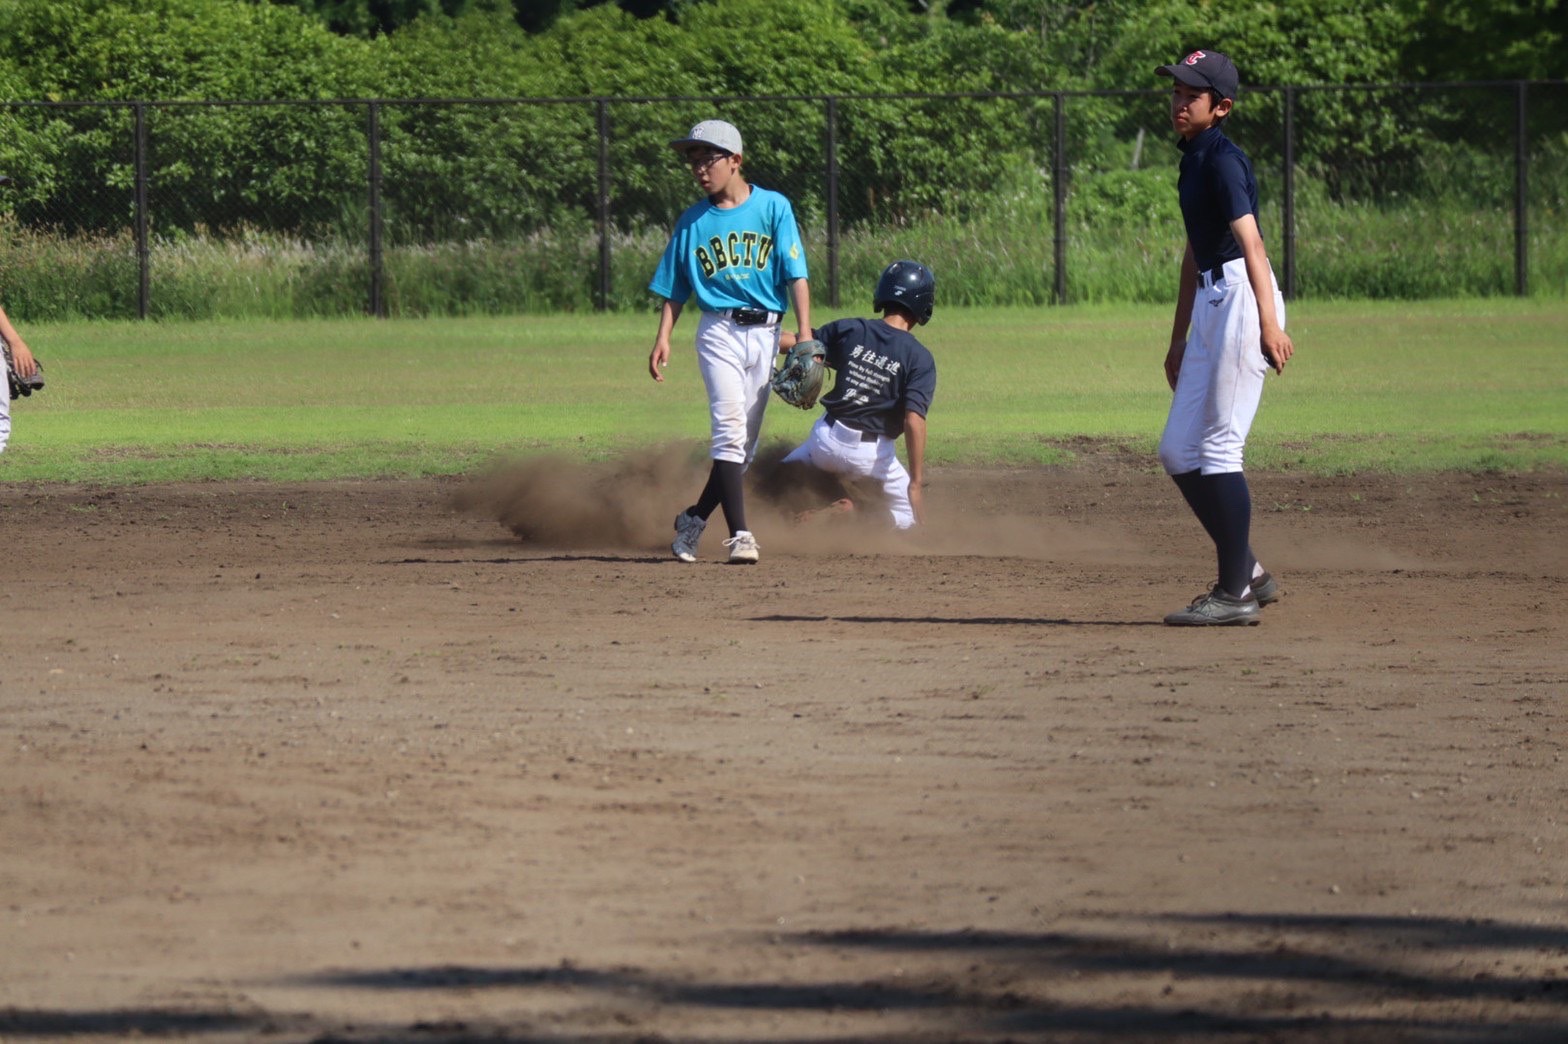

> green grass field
[3,299,1564,484]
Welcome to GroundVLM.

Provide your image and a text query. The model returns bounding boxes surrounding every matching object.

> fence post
[367,100,385,318]
[596,98,611,312]
[1282,86,1296,301]
[1515,81,1528,297]
[133,102,150,320]
[1052,92,1067,305]
[824,95,840,309]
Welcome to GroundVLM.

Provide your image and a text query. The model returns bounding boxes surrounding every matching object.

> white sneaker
[722,530,760,564]
[672,511,706,562]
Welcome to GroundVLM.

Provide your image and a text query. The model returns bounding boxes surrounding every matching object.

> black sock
[713,459,747,536]
[691,464,723,520]
[1171,470,1255,598]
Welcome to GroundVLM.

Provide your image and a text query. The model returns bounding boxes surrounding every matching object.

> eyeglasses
[686,151,731,171]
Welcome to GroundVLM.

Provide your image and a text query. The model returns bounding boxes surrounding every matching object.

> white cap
[670,119,743,157]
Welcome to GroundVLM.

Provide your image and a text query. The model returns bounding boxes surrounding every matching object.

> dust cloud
[452,440,1139,561]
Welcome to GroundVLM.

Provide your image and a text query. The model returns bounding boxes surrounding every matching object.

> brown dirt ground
[2,446,1565,1043]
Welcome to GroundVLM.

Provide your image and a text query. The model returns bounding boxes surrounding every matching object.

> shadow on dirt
[0,1010,261,1037]
[6,913,1563,1042]
[753,613,1163,627]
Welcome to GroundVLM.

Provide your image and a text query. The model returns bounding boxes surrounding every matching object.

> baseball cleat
[672,510,706,563]
[722,530,760,564]
[1250,571,1279,606]
[793,497,856,526]
[1163,585,1260,626]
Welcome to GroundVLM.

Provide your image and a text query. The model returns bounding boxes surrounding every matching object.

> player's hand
[778,330,798,351]
[1261,325,1293,375]
[9,341,37,378]
[908,480,926,526]
[648,342,670,382]
[1163,342,1185,390]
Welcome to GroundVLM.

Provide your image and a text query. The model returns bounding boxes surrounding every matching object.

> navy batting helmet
[873,260,935,325]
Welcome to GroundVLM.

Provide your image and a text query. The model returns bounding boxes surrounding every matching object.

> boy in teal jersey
[648,119,812,564]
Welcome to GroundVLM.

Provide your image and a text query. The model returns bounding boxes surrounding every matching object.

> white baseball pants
[782,415,917,529]
[1159,257,1286,475]
[0,391,10,454]
[695,311,778,466]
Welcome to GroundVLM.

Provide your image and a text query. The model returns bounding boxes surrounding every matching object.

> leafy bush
[0,0,1560,314]
[0,0,377,235]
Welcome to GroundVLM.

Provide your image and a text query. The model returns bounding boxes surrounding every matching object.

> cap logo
[1184,51,1206,66]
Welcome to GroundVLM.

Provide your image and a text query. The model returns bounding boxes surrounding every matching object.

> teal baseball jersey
[649,186,809,314]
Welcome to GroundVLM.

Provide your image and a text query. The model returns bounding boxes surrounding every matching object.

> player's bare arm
[1165,244,1199,389]
[1231,214,1294,375]
[904,410,928,525]
[789,277,812,344]
[647,298,683,382]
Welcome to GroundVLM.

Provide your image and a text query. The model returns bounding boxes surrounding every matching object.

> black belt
[828,417,879,443]
[727,307,777,326]
[1200,261,1230,286]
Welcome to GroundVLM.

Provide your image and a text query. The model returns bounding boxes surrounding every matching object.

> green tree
[0,0,375,101]
[1400,0,1568,80]
[367,10,586,238]
[0,0,378,232]
[1086,0,1417,196]
[261,0,711,35]
[256,0,491,36]
[945,0,1142,79]
[1089,0,1410,91]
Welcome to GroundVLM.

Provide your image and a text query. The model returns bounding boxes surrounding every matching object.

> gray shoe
[1164,585,1260,626]
[672,510,706,562]
[722,530,760,564]
[1251,571,1279,606]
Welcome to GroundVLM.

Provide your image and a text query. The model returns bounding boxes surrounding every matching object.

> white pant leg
[1158,342,1208,476]
[0,389,10,454]
[696,313,777,466]
[867,440,916,529]
[782,416,843,469]
[783,417,916,529]
[1159,261,1282,476]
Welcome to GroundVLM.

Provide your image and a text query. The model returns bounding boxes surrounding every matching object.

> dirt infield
[2,449,1565,1043]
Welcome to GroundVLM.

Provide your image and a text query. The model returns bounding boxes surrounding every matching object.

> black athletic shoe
[1164,585,1261,626]
[1251,571,1279,606]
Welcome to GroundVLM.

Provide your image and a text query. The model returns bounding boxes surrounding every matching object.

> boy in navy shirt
[777,260,936,529]
[1155,50,1295,625]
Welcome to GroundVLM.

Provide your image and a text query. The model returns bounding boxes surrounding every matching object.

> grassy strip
[1,299,1563,484]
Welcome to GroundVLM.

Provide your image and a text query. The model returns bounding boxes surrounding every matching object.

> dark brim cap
[1156,49,1240,101]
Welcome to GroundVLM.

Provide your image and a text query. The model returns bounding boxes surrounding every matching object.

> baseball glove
[771,339,826,410]
[2,336,43,401]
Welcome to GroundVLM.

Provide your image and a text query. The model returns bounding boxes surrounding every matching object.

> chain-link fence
[0,81,1563,320]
